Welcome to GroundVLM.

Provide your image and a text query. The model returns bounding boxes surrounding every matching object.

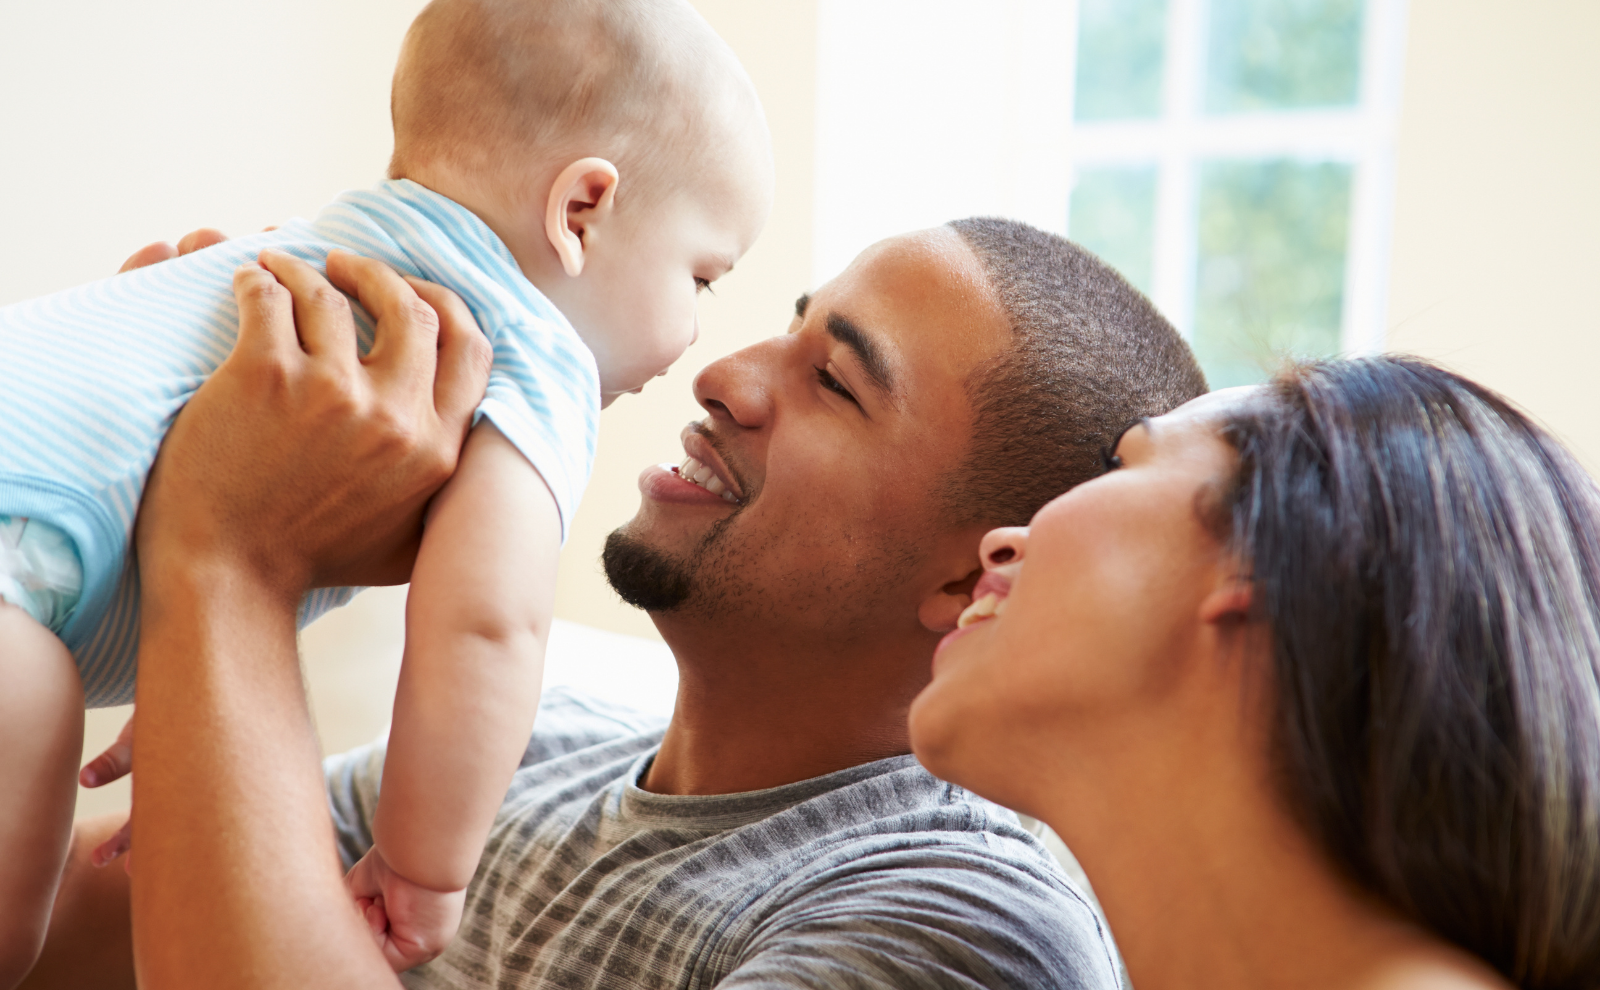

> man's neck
[641,618,937,796]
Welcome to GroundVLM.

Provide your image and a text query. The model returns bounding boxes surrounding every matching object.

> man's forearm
[130,561,397,989]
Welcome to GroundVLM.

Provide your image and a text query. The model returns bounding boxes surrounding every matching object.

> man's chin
[602,528,693,613]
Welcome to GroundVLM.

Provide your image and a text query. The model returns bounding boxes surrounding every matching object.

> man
[27,218,1204,988]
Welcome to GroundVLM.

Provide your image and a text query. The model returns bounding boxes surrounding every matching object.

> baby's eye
[1100,447,1124,473]
[695,277,713,294]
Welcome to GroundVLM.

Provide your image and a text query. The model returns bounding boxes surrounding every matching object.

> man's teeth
[957,592,1008,629]
[678,456,737,502]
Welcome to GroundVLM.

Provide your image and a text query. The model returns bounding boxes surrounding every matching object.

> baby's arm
[351,421,560,968]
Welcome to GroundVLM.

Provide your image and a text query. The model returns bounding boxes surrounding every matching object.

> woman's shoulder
[1359,936,1513,990]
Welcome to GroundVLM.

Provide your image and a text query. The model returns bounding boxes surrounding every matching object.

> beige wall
[1385,0,1600,470]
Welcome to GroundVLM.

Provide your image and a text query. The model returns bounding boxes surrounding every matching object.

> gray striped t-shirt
[325,687,1120,990]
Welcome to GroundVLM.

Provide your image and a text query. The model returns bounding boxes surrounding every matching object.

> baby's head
[389,0,773,404]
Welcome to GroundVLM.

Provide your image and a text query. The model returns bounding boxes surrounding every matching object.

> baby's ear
[544,158,620,277]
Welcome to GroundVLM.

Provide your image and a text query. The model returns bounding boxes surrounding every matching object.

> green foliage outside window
[1068,167,1159,295]
[1191,160,1353,388]
[1075,0,1169,120]
[1206,0,1364,112]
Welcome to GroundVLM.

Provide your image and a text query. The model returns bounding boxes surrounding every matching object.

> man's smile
[677,426,744,501]
[635,423,748,508]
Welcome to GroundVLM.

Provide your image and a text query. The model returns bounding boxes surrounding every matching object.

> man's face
[604,228,1012,649]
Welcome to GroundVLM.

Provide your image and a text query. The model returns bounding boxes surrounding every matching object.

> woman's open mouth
[957,572,1012,628]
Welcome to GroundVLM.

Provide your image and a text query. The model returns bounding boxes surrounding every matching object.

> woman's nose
[979,527,1028,568]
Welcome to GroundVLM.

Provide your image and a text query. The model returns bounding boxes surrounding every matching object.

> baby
[0,0,771,978]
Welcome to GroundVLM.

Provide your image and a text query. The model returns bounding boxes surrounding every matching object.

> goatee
[602,530,693,612]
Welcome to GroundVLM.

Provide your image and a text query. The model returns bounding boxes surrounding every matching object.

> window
[1067,0,1409,386]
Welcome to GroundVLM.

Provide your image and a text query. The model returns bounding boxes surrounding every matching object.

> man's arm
[129,249,491,990]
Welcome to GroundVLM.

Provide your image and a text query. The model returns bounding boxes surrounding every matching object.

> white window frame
[1065,0,1410,353]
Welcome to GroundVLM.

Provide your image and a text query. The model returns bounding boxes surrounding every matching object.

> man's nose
[692,338,780,428]
[979,527,1028,568]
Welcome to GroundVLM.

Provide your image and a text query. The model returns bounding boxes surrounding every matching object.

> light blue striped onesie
[0,179,599,707]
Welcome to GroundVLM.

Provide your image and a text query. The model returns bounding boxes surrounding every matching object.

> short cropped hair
[943,217,1208,527]
[390,0,743,201]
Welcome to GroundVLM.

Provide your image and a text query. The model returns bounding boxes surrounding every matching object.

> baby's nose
[979,527,1028,569]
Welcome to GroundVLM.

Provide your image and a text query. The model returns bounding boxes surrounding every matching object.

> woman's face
[908,388,1257,815]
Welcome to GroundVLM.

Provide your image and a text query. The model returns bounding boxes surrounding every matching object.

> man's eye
[816,366,858,405]
[695,277,713,294]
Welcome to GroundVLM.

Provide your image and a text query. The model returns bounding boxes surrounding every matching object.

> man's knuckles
[304,283,355,319]
[398,296,442,339]
[461,328,494,376]
[233,265,288,301]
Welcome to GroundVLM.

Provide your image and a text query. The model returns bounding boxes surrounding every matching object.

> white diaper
[0,515,83,634]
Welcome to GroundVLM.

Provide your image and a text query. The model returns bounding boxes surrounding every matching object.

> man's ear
[1198,577,1253,626]
[544,157,620,278]
[919,565,983,634]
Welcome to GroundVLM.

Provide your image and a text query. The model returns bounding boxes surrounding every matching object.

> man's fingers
[176,227,229,256]
[230,262,299,366]
[119,241,178,274]
[407,277,492,427]
[256,248,359,361]
[79,746,130,787]
[80,714,134,787]
[325,250,441,384]
[118,228,229,274]
[90,818,133,868]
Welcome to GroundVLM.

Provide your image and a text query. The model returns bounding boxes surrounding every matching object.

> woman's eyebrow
[1114,418,1152,451]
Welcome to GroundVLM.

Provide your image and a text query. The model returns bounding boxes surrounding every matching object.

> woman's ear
[544,157,620,278]
[919,565,983,633]
[1198,576,1253,626]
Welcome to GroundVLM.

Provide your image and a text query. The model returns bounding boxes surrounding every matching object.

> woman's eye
[1100,448,1124,473]
[816,366,858,405]
[695,277,713,294]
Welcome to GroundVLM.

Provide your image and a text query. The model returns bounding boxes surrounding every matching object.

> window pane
[1075,0,1168,120]
[1192,160,1352,387]
[1069,167,1158,295]
[1205,0,1363,113]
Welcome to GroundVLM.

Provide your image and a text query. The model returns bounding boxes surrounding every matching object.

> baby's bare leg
[0,603,83,989]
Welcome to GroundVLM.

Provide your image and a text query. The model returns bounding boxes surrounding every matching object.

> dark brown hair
[1220,356,1600,988]
[944,217,1207,526]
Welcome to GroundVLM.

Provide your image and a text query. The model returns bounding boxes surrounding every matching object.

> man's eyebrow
[825,311,895,397]
[795,293,809,318]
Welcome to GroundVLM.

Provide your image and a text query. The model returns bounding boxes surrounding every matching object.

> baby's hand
[345,845,467,972]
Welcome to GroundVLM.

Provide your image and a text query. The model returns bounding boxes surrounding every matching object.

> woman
[911,356,1600,989]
